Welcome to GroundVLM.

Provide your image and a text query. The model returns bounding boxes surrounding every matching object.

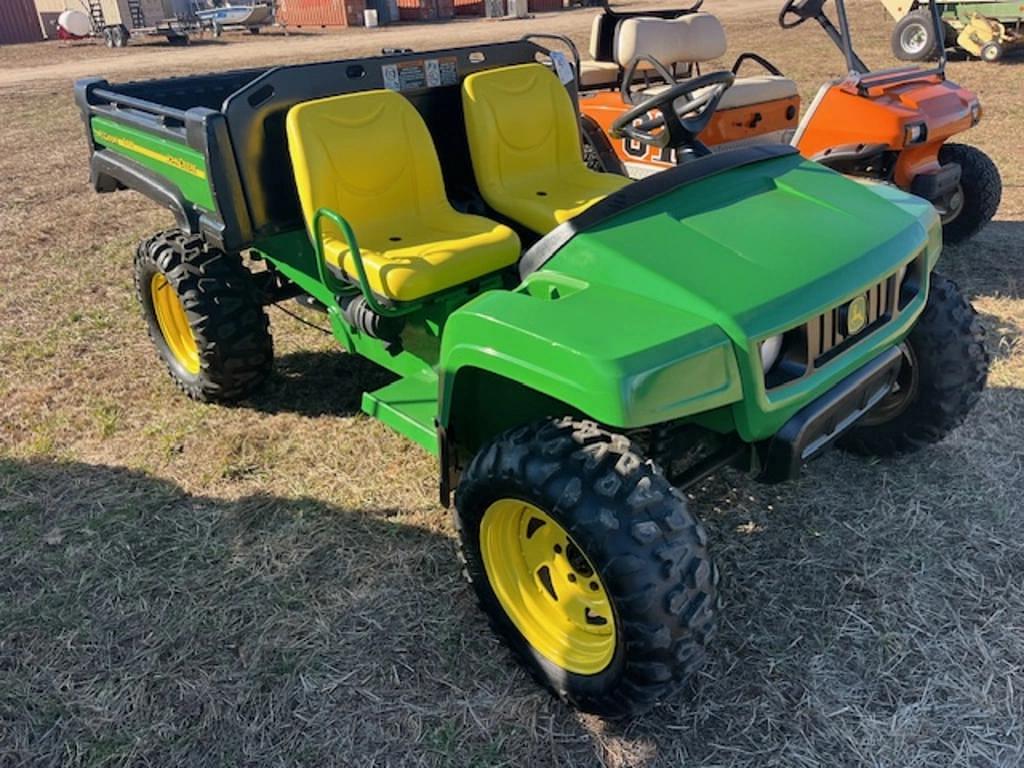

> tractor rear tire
[939,143,1002,244]
[134,229,273,402]
[892,11,940,61]
[838,273,987,457]
[455,417,717,717]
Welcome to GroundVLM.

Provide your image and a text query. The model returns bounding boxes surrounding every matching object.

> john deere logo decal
[847,296,867,335]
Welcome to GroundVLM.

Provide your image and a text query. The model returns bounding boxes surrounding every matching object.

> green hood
[441,153,937,438]
[534,152,937,343]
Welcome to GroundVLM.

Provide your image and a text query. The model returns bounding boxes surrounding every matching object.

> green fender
[438,275,744,453]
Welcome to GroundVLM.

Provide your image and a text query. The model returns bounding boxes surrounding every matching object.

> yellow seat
[462,63,630,235]
[286,89,520,302]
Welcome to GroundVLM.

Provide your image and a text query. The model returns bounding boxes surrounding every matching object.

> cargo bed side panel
[90,115,214,211]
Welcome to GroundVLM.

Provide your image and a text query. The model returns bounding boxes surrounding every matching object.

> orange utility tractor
[577,0,1001,243]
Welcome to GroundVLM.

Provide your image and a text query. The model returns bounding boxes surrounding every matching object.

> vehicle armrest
[312,207,402,317]
[731,52,784,77]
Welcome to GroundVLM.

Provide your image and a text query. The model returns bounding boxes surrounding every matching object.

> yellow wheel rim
[150,273,200,375]
[480,499,616,675]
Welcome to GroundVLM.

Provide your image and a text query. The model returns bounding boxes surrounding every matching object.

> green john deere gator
[74,40,988,716]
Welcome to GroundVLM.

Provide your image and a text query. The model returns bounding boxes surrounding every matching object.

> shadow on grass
[245,350,398,418]
[942,220,1024,300]
[0,458,467,766]
[4,379,1023,767]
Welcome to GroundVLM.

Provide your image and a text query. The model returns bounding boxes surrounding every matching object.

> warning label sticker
[382,57,459,92]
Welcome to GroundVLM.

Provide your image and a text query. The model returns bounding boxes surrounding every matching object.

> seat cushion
[462,63,631,234]
[323,206,519,302]
[641,74,799,111]
[494,166,630,235]
[580,60,620,88]
[287,89,520,302]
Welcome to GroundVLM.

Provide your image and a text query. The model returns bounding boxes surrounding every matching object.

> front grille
[809,276,896,367]
[762,255,924,391]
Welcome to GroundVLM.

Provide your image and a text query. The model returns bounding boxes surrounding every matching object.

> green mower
[75,41,988,716]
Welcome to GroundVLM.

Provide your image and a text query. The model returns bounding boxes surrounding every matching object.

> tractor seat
[462,63,630,235]
[286,89,520,303]
[616,15,798,110]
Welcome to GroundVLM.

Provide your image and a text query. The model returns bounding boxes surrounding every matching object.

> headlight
[904,122,928,145]
[970,101,982,126]
[760,334,783,373]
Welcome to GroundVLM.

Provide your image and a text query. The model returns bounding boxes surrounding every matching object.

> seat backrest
[462,63,585,197]
[285,89,449,239]
[614,13,727,69]
[588,13,608,61]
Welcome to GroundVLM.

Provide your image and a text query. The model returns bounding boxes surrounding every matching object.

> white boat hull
[195,4,273,28]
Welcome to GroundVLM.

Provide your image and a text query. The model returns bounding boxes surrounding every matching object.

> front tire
[838,273,987,457]
[892,11,940,61]
[938,143,1002,244]
[455,417,716,717]
[980,41,1003,62]
[134,229,273,402]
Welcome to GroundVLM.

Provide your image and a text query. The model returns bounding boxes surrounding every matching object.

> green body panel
[439,154,940,443]
[363,376,438,452]
[255,155,939,454]
[934,2,1024,24]
[90,116,215,211]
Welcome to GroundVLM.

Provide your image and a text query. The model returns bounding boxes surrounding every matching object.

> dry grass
[1,1,1023,765]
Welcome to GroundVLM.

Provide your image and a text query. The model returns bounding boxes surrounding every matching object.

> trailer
[882,1,1023,61]
[83,0,215,47]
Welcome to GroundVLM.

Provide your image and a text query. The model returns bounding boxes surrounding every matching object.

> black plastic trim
[580,114,628,176]
[910,162,961,204]
[757,345,903,483]
[731,52,784,77]
[190,108,253,251]
[519,144,798,279]
[91,150,196,233]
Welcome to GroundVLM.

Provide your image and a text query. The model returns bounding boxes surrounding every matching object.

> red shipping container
[0,0,43,45]
[527,0,561,11]
[396,0,454,21]
[453,0,483,16]
[276,0,366,27]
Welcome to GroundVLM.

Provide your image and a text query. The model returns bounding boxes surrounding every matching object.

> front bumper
[757,346,904,483]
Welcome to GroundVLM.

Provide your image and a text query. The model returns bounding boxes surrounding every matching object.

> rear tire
[455,417,717,717]
[838,272,987,457]
[134,229,273,402]
[892,11,940,61]
[939,143,1002,244]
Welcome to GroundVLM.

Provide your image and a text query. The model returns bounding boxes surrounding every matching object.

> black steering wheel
[778,0,826,29]
[610,71,735,152]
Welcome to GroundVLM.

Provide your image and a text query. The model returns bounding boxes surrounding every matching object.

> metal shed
[1,0,44,45]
